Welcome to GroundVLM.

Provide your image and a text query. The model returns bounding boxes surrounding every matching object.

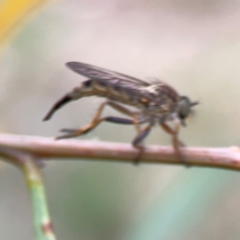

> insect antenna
[185,101,199,124]
[191,101,199,107]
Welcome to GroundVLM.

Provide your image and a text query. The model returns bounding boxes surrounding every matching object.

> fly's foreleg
[160,122,188,166]
[160,122,185,147]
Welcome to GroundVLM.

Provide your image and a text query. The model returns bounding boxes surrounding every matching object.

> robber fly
[43,62,198,164]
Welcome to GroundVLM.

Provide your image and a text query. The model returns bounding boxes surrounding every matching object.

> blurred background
[1,0,240,239]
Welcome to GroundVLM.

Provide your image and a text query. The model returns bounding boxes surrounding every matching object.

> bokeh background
[1,0,240,239]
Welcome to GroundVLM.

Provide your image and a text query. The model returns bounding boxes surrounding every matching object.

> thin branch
[22,155,56,240]
[0,133,239,170]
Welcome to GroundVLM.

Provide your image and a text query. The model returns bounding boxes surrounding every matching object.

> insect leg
[160,122,185,146]
[105,117,134,124]
[105,102,142,133]
[132,124,152,164]
[56,101,140,140]
[106,101,135,116]
[56,101,111,139]
[160,122,188,165]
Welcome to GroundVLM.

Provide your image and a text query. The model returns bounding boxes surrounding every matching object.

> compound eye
[178,97,191,120]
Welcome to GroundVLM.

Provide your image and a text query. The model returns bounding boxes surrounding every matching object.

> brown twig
[0,133,239,171]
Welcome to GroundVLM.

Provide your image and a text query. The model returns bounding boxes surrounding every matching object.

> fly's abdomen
[43,79,141,121]
[43,79,104,120]
[81,79,143,107]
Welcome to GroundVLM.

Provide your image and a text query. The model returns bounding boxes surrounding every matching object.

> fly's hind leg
[57,101,140,140]
[160,122,189,166]
[57,100,148,165]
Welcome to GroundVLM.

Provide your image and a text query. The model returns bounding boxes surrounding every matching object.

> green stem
[22,156,56,240]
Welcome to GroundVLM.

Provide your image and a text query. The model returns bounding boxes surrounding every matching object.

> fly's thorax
[139,94,179,117]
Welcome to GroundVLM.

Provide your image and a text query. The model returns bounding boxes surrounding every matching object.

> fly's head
[177,96,198,126]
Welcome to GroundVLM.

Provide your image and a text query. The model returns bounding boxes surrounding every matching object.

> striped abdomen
[43,79,145,121]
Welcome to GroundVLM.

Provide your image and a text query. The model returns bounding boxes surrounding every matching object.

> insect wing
[66,62,150,86]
